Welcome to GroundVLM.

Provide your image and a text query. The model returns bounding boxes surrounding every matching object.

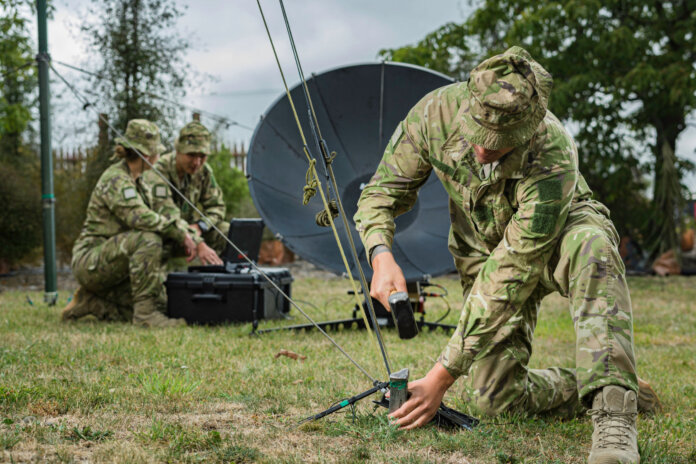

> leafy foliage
[380,0,696,254]
[79,0,191,137]
[0,162,42,266]
[207,145,257,218]
[0,0,39,163]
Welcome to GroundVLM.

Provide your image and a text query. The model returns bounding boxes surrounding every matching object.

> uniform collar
[163,151,190,186]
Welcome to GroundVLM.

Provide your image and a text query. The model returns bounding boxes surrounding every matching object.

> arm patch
[154,184,168,198]
[531,203,561,234]
[122,187,137,200]
[537,179,562,201]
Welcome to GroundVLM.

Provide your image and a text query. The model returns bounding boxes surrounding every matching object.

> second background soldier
[150,120,227,265]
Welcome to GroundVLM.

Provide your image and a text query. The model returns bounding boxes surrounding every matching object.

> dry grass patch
[1,275,695,463]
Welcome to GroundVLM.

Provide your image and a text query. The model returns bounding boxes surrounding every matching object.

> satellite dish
[248,62,456,281]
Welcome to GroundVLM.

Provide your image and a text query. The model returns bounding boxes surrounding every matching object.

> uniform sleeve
[438,142,579,378]
[354,103,433,255]
[105,174,187,244]
[198,166,226,227]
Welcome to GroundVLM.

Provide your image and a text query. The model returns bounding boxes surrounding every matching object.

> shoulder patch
[122,187,137,200]
[154,184,168,198]
[390,125,404,147]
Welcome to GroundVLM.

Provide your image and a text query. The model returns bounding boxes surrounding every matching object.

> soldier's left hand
[389,362,455,429]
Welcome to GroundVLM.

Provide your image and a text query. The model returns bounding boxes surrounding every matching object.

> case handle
[192,293,223,302]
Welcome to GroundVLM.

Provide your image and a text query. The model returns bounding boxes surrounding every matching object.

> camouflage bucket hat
[461,46,553,150]
[114,119,161,157]
[175,121,212,155]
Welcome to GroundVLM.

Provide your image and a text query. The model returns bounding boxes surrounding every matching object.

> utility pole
[36,0,57,305]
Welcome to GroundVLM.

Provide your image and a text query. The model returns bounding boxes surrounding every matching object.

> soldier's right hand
[197,242,223,266]
[370,251,407,310]
[183,234,197,262]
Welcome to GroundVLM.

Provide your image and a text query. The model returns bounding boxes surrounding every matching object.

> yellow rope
[303,158,318,205]
[256,0,377,347]
[315,200,339,227]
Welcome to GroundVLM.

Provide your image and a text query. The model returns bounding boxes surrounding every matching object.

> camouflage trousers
[460,207,638,417]
[70,231,168,323]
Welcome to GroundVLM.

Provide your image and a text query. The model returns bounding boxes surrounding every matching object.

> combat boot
[588,385,639,464]
[637,378,661,413]
[133,301,186,328]
[61,287,90,321]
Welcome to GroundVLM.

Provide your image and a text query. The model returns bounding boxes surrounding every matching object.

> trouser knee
[467,353,528,417]
[126,231,163,257]
[469,387,527,417]
[559,227,622,289]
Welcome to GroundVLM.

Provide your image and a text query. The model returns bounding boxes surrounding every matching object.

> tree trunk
[650,126,682,257]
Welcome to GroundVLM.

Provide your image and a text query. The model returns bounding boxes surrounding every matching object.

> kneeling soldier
[149,121,226,265]
[355,47,659,464]
[62,119,195,328]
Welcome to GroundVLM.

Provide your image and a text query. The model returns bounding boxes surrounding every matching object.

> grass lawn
[1,275,694,463]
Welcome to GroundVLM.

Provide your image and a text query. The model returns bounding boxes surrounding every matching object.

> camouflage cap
[114,119,161,157]
[175,121,212,155]
[461,46,553,150]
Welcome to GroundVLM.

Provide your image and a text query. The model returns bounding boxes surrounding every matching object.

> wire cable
[52,60,254,131]
[277,0,393,376]
[255,0,383,368]
[50,62,378,385]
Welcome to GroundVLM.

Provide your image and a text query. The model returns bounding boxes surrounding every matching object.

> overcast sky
[44,0,696,193]
[48,0,470,145]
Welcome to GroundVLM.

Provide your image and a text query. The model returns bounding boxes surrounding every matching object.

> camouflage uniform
[67,120,189,326]
[354,47,638,418]
[148,121,229,255]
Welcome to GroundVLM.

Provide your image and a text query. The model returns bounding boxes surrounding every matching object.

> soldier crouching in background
[148,121,227,265]
[61,119,196,328]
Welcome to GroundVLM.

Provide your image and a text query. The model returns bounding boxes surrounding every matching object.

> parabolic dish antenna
[247,62,456,281]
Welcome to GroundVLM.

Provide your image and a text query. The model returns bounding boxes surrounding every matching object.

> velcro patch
[390,125,404,147]
[429,156,456,178]
[154,184,168,198]
[537,179,562,201]
[122,187,137,200]
[531,203,561,234]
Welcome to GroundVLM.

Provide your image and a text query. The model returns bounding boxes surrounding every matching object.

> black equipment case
[166,264,292,325]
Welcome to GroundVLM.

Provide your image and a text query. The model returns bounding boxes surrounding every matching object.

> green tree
[61,0,194,262]
[207,145,256,218]
[80,0,191,136]
[380,0,696,255]
[0,0,37,163]
[0,0,46,268]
